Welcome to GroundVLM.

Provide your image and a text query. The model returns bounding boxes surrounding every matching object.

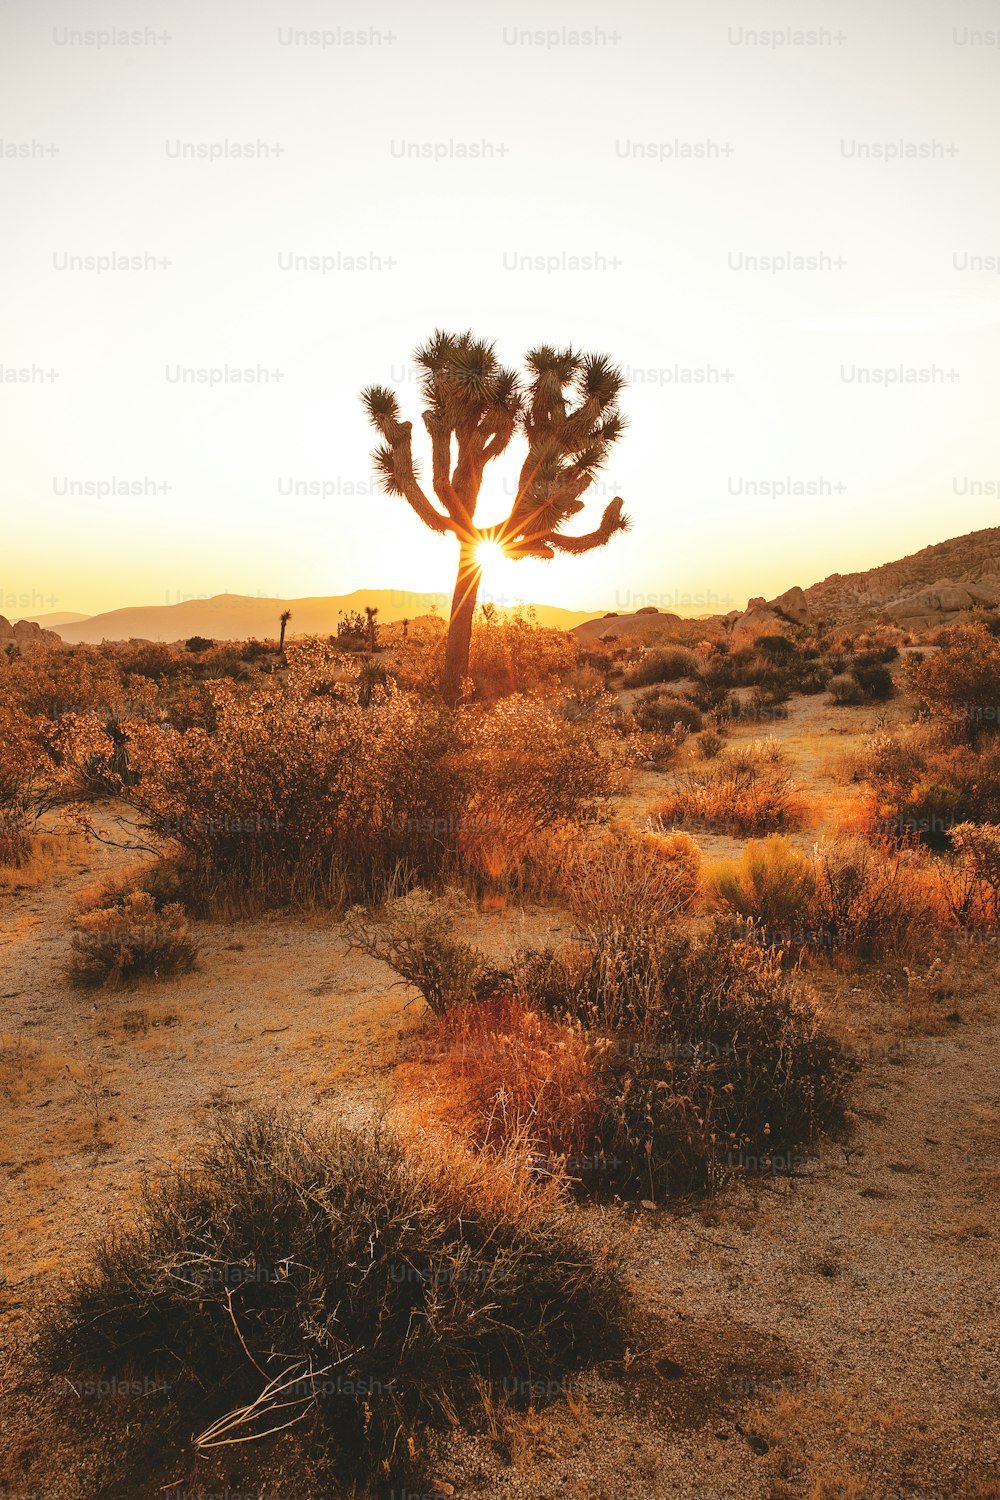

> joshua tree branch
[543,497,630,553]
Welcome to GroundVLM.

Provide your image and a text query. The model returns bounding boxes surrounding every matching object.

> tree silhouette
[278,609,292,653]
[364,605,379,653]
[362,330,630,703]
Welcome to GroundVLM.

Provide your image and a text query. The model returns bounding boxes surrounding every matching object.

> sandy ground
[1,694,998,1499]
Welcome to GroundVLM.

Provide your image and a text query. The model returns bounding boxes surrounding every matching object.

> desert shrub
[810,834,942,963]
[632,687,703,735]
[66,890,198,987]
[451,692,621,884]
[856,726,1000,844]
[109,647,619,909]
[694,727,724,759]
[755,635,796,662]
[652,739,810,837]
[707,835,817,944]
[106,640,181,682]
[852,660,895,699]
[347,892,507,1015]
[0,807,32,866]
[712,688,789,726]
[909,622,1000,738]
[562,823,701,939]
[468,611,577,700]
[184,636,213,653]
[519,923,848,1197]
[828,672,860,706]
[623,647,698,688]
[115,654,456,909]
[708,832,947,964]
[40,1109,625,1487]
[936,821,1000,935]
[829,658,895,705]
[397,993,602,1168]
[0,700,109,860]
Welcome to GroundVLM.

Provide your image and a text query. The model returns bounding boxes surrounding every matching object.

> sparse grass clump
[397,993,603,1168]
[66,890,198,988]
[707,835,817,945]
[652,738,811,837]
[40,1109,626,1488]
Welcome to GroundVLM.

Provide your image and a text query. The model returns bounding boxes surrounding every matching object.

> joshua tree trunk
[442,542,481,705]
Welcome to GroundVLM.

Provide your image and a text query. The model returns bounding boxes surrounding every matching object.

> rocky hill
[802,527,1000,627]
[0,616,62,650]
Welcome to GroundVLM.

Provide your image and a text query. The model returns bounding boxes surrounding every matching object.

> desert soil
[1,695,997,1500]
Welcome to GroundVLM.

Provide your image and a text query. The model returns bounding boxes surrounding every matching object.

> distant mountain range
[19,528,1000,645]
[29,591,597,645]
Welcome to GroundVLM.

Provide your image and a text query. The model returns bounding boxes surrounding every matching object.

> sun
[474,539,507,576]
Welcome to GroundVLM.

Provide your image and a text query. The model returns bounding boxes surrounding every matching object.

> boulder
[0,616,62,650]
[884,576,999,626]
[767,584,810,626]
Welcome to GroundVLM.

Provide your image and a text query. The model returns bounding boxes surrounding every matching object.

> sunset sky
[3,0,1000,619]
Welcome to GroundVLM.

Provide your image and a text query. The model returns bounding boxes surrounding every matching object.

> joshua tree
[278,609,292,653]
[362,330,630,704]
[364,604,379,653]
[401,617,410,641]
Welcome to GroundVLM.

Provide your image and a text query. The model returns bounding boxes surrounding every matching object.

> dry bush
[707,835,817,944]
[346,891,505,1015]
[631,687,703,736]
[109,646,618,911]
[561,823,701,940]
[936,822,1000,935]
[468,611,578,700]
[518,922,848,1198]
[854,725,1000,845]
[651,738,811,837]
[40,1108,626,1491]
[452,692,621,886]
[396,993,602,1168]
[623,647,699,688]
[708,832,957,967]
[67,891,198,987]
[695,727,724,759]
[908,621,1000,738]
[810,834,944,964]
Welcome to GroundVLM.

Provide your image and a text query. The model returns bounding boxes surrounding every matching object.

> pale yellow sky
[2,0,1000,619]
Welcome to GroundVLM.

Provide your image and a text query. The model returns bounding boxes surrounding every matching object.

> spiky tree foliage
[364,604,379,653]
[361,331,630,703]
[278,609,292,654]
